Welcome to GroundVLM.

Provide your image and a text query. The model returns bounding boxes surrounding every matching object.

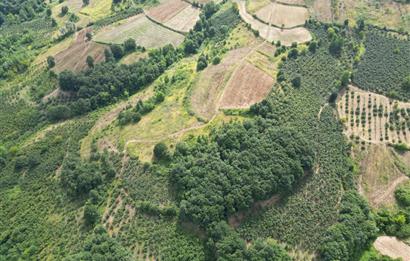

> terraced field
[146,0,200,33]
[94,14,185,48]
[235,0,312,45]
[338,85,410,145]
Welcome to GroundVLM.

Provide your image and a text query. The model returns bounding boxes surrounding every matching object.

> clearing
[338,85,410,145]
[358,144,409,208]
[94,14,185,48]
[146,0,200,33]
[54,28,106,72]
[234,0,312,45]
[255,2,309,28]
[374,236,410,261]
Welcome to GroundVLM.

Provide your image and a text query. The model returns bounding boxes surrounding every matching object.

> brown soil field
[255,2,309,28]
[220,62,274,109]
[54,28,106,73]
[338,85,410,145]
[146,0,189,23]
[163,5,201,33]
[190,47,253,121]
[235,0,312,45]
[358,144,409,208]
[374,236,410,261]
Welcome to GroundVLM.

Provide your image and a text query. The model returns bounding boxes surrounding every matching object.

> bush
[110,44,124,60]
[153,142,169,161]
[123,38,136,53]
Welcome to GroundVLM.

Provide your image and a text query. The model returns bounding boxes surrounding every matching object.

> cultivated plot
[94,14,185,48]
[235,0,312,45]
[54,28,106,72]
[374,236,410,261]
[255,2,309,28]
[146,0,200,33]
[338,85,410,145]
[220,62,274,109]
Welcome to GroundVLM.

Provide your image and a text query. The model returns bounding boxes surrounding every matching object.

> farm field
[235,0,312,45]
[54,28,106,72]
[255,2,309,28]
[94,14,185,48]
[146,0,200,33]
[338,85,410,145]
[219,62,274,109]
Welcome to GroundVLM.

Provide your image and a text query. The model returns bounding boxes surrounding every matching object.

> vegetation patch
[353,28,410,101]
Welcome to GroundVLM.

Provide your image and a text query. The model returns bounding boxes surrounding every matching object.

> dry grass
[220,62,274,109]
[255,3,309,28]
[374,236,410,261]
[311,0,332,22]
[245,0,271,14]
[94,14,184,48]
[119,52,148,65]
[358,144,409,208]
[80,0,112,20]
[337,0,410,33]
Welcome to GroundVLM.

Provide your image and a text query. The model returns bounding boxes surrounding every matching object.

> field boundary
[276,1,308,8]
[144,12,188,35]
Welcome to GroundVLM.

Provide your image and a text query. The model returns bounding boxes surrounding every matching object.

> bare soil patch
[374,236,410,261]
[255,3,309,28]
[359,144,409,208]
[220,62,274,109]
[54,28,106,73]
[146,0,189,23]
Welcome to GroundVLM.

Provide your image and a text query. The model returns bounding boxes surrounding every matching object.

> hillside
[1,0,410,260]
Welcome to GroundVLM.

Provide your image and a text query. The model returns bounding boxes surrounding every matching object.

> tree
[153,142,169,161]
[110,44,124,60]
[292,76,301,88]
[123,38,136,53]
[61,6,69,16]
[46,8,52,17]
[86,32,92,41]
[341,71,350,87]
[84,202,99,227]
[104,48,114,62]
[402,75,410,90]
[308,41,317,53]
[59,70,81,91]
[329,37,343,56]
[46,105,72,122]
[86,55,94,68]
[196,55,208,71]
[82,0,89,6]
[47,56,55,69]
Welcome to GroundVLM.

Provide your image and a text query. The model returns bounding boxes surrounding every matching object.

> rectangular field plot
[146,0,189,23]
[94,14,184,48]
[220,62,274,109]
[338,85,410,145]
[163,5,200,33]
